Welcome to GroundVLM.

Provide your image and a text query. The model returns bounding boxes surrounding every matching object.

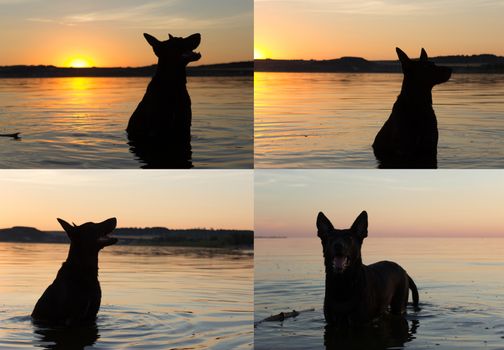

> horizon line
[256,235,504,238]
[0,60,253,69]
[1,226,254,232]
[254,52,502,61]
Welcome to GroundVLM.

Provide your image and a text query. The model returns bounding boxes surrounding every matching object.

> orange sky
[0,170,253,231]
[255,0,504,60]
[0,0,252,67]
[255,170,504,237]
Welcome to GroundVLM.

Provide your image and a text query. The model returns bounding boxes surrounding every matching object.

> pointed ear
[396,47,411,67]
[420,48,428,61]
[57,218,75,238]
[99,217,117,232]
[169,34,174,39]
[143,33,160,47]
[350,211,368,239]
[317,212,334,240]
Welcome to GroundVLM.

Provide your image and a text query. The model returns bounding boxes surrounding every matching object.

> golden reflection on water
[67,77,93,90]
[254,72,504,168]
[0,243,253,306]
[0,76,253,168]
[0,243,253,349]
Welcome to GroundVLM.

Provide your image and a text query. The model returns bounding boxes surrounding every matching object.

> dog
[126,33,201,143]
[316,211,419,326]
[372,48,451,168]
[31,218,118,326]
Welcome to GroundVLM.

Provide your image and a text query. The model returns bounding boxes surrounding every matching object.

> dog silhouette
[31,218,117,326]
[127,33,201,143]
[317,211,419,327]
[372,48,451,168]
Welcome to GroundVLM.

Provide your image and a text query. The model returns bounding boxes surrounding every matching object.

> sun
[254,48,266,60]
[65,57,94,68]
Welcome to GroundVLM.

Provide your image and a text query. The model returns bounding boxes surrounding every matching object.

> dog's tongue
[333,256,347,269]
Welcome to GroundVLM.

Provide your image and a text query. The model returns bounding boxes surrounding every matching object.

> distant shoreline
[255,236,504,239]
[0,226,254,249]
[0,61,253,78]
[255,54,504,74]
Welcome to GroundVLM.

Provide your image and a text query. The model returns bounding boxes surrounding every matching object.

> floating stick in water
[0,132,20,139]
[255,308,315,327]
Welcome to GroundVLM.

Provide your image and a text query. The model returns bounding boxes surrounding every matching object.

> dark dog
[372,48,451,168]
[316,211,419,326]
[31,218,118,326]
[126,33,201,143]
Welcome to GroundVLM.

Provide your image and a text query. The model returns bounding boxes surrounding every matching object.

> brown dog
[317,211,419,326]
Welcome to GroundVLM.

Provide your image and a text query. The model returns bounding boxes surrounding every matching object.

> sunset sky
[0,0,252,67]
[255,170,504,237]
[0,170,253,231]
[255,0,504,60]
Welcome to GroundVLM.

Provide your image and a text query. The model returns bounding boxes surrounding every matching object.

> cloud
[0,0,40,3]
[256,0,503,16]
[23,0,251,30]
[0,169,252,186]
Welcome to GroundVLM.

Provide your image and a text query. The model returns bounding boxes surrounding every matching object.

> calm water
[255,73,504,168]
[255,238,504,349]
[0,76,253,168]
[0,243,253,349]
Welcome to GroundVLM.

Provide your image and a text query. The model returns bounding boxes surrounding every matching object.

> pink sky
[0,170,253,231]
[255,170,504,237]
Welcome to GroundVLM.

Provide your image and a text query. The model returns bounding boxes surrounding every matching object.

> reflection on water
[0,243,253,349]
[255,238,504,350]
[0,76,253,168]
[33,323,99,350]
[324,317,418,350]
[255,72,504,168]
[128,138,193,169]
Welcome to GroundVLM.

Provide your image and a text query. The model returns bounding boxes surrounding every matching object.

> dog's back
[365,261,418,315]
[127,69,192,142]
[31,262,102,325]
[372,48,451,168]
[31,218,117,326]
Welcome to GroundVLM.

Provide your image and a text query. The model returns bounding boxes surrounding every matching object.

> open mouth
[96,218,117,247]
[182,33,201,62]
[182,50,202,62]
[332,255,349,273]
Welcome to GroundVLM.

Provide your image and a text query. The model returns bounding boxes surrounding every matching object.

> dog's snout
[436,66,452,84]
[332,241,345,255]
[445,68,452,79]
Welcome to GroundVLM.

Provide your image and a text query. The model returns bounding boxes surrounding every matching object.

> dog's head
[317,211,368,275]
[396,48,451,88]
[144,33,201,65]
[58,218,118,255]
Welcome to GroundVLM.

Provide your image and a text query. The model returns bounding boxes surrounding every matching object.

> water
[255,72,504,168]
[0,76,253,168]
[0,243,253,349]
[255,237,504,350]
